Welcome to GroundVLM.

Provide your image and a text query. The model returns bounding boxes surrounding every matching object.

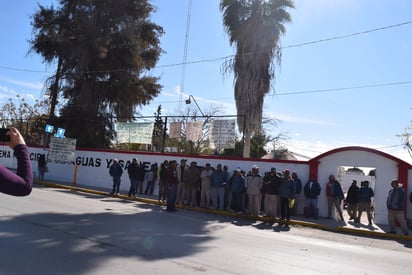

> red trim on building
[309,146,412,212]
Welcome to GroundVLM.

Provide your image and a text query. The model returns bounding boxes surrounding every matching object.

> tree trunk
[49,57,62,119]
[243,128,251,158]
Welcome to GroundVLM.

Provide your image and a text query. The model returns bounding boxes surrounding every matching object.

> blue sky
[1,0,412,163]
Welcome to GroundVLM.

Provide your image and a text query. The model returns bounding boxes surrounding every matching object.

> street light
[185,95,205,117]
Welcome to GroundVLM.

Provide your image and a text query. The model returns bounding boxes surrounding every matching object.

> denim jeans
[167,184,178,211]
[111,176,121,194]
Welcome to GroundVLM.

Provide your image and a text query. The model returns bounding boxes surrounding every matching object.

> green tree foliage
[152,105,165,152]
[249,130,269,159]
[29,0,164,148]
[220,0,294,157]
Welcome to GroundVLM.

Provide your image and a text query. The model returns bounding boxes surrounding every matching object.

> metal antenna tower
[178,0,192,112]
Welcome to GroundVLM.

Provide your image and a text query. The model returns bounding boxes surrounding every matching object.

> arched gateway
[308,146,411,224]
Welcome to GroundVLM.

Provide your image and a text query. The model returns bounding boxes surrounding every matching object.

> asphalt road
[1,187,411,275]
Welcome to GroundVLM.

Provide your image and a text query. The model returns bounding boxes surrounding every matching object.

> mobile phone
[0,128,10,142]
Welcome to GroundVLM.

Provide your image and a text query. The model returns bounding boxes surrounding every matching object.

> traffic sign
[54,128,65,138]
[45,124,54,133]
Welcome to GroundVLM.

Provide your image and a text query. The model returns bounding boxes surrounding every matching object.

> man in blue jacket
[211,164,229,210]
[356,181,374,225]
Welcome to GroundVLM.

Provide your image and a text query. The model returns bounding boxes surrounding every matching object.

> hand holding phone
[0,128,11,142]
[2,128,26,148]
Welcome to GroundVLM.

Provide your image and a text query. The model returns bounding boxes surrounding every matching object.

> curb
[35,181,411,241]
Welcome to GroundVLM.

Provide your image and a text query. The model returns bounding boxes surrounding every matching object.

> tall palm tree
[220,0,294,157]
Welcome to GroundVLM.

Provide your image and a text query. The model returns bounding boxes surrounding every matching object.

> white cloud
[0,77,43,91]
[0,85,17,102]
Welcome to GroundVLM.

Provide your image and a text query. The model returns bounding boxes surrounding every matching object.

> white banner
[48,137,77,164]
[116,122,154,144]
[209,119,236,149]
[186,121,203,141]
[169,122,182,139]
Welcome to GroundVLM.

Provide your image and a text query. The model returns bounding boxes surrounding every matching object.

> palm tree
[220,0,294,157]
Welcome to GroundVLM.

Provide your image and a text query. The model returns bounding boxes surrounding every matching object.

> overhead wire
[0,21,411,74]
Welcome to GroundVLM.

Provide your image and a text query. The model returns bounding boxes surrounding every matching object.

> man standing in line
[326,175,335,219]
[264,167,281,218]
[176,159,188,205]
[200,163,213,208]
[230,168,246,213]
[158,160,169,202]
[303,174,321,219]
[211,164,227,210]
[109,159,123,196]
[356,180,374,225]
[184,161,201,207]
[279,169,296,225]
[245,165,262,216]
[345,180,359,221]
[136,161,146,194]
[166,160,179,212]
[386,179,409,235]
[127,158,138,197]
[330,174,345,221]
[291,172,302,216]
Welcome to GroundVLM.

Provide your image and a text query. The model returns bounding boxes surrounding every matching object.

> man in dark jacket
[127,158,139,197]
[303,174,321,218]
[345,180,359,221]
[136,162,146,194]
[356,180,374,224]
[166,160,179,212]
[109,159,123,196]
[386,179,409,235]
[263,167,281,218]
[279,169,295,224]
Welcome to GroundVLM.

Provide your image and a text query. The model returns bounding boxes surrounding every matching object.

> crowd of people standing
[108,157,411,235]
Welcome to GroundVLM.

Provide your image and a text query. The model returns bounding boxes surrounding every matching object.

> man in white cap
[245,165,262,216]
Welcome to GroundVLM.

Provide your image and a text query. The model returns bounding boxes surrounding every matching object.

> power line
[158,21,412,67]
[275,81,412,96]
[0,65,50,73]
[150,81,412,105]
[283,21,412,49]
[0,21,410,74]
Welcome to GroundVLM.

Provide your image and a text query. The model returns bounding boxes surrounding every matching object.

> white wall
[0,145,309,193]
[316,149,402,224]
[1,145,410,225]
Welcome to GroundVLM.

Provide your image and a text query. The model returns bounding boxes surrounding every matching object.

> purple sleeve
[0,144,33,196]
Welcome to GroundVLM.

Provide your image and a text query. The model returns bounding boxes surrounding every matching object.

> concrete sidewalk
[34,180,412,241]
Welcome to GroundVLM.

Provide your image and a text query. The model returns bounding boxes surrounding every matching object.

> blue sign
[45,124,54,133]
[54,128,65,138]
